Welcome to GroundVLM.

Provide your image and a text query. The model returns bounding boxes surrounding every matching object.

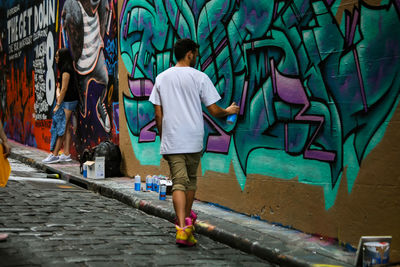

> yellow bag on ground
[0,144,11,187]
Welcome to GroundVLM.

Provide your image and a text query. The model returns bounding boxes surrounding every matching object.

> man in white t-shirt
[149,38,239,246]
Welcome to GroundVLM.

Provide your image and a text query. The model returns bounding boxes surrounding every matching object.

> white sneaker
[59,154,72,162]
[42,154,59,164]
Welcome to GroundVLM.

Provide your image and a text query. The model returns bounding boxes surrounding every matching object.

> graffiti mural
[0,0,58,149]
[120,0,400,209]
[61,0,119,151]
[0,0,118,155]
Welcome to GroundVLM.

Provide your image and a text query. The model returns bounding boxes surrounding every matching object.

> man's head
[174,38,199,67]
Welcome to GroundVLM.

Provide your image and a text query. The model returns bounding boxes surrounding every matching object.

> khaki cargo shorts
[163,152,202,192]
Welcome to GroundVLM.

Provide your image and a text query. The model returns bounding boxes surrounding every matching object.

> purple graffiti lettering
[271,59,336,162]
[353,49,368,113]
[139,120,157,142]
[240,80,248,116]
[131,53,138,78]
[128,78,154,97]
[204,113,231,153]
[345,8,359,47]
[201,37,228,71]
[120,0,128,24]
[175,9,180,29]
[124,11,130,39]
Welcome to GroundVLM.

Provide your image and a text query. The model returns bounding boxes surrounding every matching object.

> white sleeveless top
[75,1,104,75]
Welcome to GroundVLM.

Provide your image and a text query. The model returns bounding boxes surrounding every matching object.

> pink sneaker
[175,223,196,246]
[175,210,197,226]
[0,233,8,242]
[190,210,197,225]
[184,217,197,246]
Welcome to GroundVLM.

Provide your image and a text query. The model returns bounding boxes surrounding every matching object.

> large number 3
[46,31,55,106]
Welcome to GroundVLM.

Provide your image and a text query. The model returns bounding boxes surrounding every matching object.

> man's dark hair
[174,38,199,62]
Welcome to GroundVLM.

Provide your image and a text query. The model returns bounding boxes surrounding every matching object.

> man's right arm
[154,104,163,138]
[207,102,239,118]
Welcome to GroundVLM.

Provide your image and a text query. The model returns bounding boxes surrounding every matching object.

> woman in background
[42,48,79,164]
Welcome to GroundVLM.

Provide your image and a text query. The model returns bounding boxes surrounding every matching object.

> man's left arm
[207,102,239,118]
[154,104,163,138]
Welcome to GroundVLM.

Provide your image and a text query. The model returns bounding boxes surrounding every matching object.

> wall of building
[1,0,399,260]
[0,0,119,155]
[118,0,400,259]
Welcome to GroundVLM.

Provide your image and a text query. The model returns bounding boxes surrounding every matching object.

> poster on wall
[0,0,118,155]
[61,0,119,152]
[0,0,57,148]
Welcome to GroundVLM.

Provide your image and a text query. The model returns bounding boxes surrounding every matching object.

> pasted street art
[0,0,119,155]
[61,0,120,150]
[120,0,400,209]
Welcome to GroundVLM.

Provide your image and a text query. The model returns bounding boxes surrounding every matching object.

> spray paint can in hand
[146,175,153,191]
[134,174,141,191]
[226,114,237,124]
[159,184,166,200]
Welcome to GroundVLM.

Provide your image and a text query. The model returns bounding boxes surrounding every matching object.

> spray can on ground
[226,114,237,124]
[134,174,141,191]
[159,184,166,200]
[83,164,87,178]
[146,175,153,191]
[153,175,159,192]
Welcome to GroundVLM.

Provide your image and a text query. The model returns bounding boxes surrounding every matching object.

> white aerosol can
[134,174,141,191]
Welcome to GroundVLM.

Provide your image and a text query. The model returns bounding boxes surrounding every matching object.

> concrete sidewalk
[8,140,356,266]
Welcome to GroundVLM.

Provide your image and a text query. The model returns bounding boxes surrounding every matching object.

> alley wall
[118,0,400,260]
[0,0,119,155]
[1,0,399,261]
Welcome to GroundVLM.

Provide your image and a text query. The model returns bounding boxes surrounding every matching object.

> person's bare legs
[52,135,64,156]
[185,153,201,218]
[173,190,186,228]
[185,190,195,218]
[63,109,73,155]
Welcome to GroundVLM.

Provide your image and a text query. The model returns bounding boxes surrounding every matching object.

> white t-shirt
[149,67,221,155]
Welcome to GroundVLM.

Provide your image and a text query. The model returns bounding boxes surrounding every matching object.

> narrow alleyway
[0,158,272,266]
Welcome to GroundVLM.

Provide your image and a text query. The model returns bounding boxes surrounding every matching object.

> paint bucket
[134,174,141,191]
[363,242,390,266]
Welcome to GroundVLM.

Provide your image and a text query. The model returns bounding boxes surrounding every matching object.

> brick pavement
[7,141,357,266]
[0,159,272,266]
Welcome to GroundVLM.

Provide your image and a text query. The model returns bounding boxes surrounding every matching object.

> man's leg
[185,190,195,218]
[185,152,201,217]
[165,154,189,227]
[173,190,186,228]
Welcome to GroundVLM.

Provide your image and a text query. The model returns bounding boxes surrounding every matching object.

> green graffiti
[120,0,400,209]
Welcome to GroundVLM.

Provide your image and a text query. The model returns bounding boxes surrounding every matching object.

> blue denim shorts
[63,100,78,111]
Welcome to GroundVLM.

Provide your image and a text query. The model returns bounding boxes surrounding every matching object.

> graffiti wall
[118,0,400,259]
[0,0,119,155]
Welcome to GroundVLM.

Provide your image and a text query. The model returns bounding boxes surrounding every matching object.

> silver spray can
[159,184,166,200]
